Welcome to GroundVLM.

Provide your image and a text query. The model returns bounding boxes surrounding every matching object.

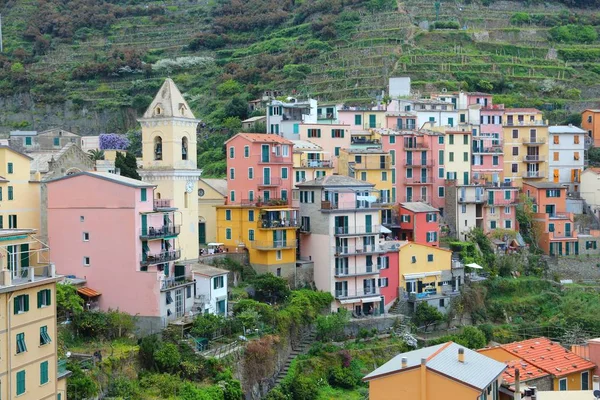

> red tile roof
[227,133,293,145]
[501,338,595,378]
[77,287,101,298]
[501,358,550,384]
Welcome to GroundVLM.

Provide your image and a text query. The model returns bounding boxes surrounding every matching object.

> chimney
[401,357,408,368]
[420,358,427,400]
[514,368,521,400]
[458,348,465,363]
[593,375,599,391]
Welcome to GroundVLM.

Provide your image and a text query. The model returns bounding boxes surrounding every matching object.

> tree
[115,152,141,180]
[67,362,99,400]
[413,302,443,331]
[154,342,181,373]
[224,96,249,120]
[315,309,350,341]
[56,283,84,319]
[126,129,142,157]
[87,149,104,161]
[516,194,542,252]
[99,133,129,150]
[250,274,290,304]
[456,326,487,349]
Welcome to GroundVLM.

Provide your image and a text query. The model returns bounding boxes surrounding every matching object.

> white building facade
[548,125,586,193]
[192,264,229,315]
[266,99,318,140]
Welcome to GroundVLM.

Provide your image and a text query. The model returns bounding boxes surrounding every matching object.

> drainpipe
[514,368,521,400]
[8,291,14,400]
[420,358,427,400]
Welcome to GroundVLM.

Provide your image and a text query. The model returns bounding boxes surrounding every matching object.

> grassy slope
[1,0,600,132]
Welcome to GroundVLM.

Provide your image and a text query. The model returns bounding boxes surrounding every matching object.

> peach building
[581,109,600,147]
[47,172,195,331]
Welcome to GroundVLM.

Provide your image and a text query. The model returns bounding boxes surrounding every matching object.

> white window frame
[504,206,510,214]
[83,232,90,242]
[83,257,90,266]
[282,145,289,157]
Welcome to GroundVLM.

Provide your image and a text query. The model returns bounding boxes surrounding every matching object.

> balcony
[301,159,333,168]
[549,213,570,220]
[404,159,433,167]
[550,231,577,240]
[485,198,517,206]
[334,244,383,256]
[363,123,382,129]
[258,177,282,187]
[161,275,194,291]
[252,240,298,250]
[8,265,56,286]
[403,195,429,203]
[258,155,290,164]
[381,216,401,226]
[334,225,381,236]
[472,145,503,154]
[521,137,546,145]
[334,267,380,278]
[154,199,175,209]
[259,219,300,229]
[140,225,181,240]
[522,171,545,179]
[241,198,290,207]
[335,288,380,300]
[396,124,417,130]
[406,289,460,302]
[506,120,546,127]
[403,176,433,185]
[523,155,545,162]
[458,195,485,204]
[404,140,429,150]
[140,249,181,266]
[321,201,376,211]
[351,137,381,145]
[351,160,391,170]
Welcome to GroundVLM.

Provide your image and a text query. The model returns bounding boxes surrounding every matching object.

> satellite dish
[594,389,600,399]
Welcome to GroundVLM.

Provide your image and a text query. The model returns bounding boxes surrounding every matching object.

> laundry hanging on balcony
[356,195,377,203]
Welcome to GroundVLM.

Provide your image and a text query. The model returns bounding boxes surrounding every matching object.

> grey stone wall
[445,181,458,238]
[524,376,553,392]
[546,255,600,281]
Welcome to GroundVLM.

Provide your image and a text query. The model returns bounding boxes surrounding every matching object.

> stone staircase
[274,328,316,386]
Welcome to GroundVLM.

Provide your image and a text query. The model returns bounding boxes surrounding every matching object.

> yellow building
[138,78,202,261]
[0,229,68,400]
[0,146,41,231]
[502,108,549,187]
[397,242,461,313]
[338,148,394,204]
[216,204,298,278]
[443,129,472,185]
[363,342,506,400]
[198,179,227,245]
[291,140,334,188]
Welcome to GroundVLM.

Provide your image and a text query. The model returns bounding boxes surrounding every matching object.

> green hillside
[1,0,600,135]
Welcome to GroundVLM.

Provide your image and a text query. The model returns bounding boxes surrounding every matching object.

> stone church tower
[138,79,201,261]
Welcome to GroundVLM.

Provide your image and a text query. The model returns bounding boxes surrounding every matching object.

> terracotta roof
[501,358,550,384]
[77,287,101,298]
[227,133,293,145]
[504,108,541,113]
[500,338,595,378]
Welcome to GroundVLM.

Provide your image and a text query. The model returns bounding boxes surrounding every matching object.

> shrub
[99,133,129,150]
[510,12,531,25]
[250,273,291,304]
[154,343,181,373]
[433,21,460,29]
[413,302,443,330]
[289,375,318,400]
[315,309,350,341]
[67,362,99,400]
[550,25,598,43]
[191,313,227,338]
[328,365,359,389]
[106,375,140,398]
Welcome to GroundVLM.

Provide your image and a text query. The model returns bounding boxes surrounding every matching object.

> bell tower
[138,78,201,260]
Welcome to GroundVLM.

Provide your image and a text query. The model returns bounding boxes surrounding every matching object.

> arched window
[156,192,161,199]
[155,106,162,116]
[154,136,163,161]
[182,137,188,161]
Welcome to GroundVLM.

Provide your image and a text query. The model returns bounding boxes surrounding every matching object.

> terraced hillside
[0,0,599,134]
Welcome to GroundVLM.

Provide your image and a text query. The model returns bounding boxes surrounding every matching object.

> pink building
[379,242,399,309]
[47,172,194,330]
[384,113,418,130]
[380,130,446,213]
[397,202,440,246]
[225,133,294,205]
[298,123,351,171]
[482,185,519,233]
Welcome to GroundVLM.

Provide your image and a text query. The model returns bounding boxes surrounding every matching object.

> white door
[175,289,184,318]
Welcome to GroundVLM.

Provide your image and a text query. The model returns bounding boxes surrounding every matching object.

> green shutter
[14,296,18,314]
[47,289,51,306]
[20,243,29,268]
[24,295,29,312]
[41,361,48,384]
[37,291,42,308]
[141,188,147,202]
[17,370,25,395]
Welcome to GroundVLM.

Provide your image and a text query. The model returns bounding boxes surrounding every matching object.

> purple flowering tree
[99,133,130,150]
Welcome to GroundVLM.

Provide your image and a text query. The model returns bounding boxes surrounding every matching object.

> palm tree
[87,149,105,161]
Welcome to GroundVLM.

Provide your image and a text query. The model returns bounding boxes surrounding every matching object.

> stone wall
[444,181,458,238]
[546,255,600,281]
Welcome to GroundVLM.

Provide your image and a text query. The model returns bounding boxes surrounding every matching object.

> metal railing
[240,198,289,206]
[403,176,433,185]
[334,267,380,277]
[334,244,382,255]
[458,195,485,204]
[486,198,517,206]
[140,225,181,239]
[140,249,181,266]
[350,137,380,145]
[335,288,380,299]
[506,120,546,126]
[252,240,298,250]
[402,196,429,203]
[403,140,429,149]
[523,155,545,162]
[521,137,546,145]
[334,225,380,235]
[396,124,417,130]
[404,159,433,167]
[363,123,381,129]
[300,159,332,168]
[258,155,289,164]
[522,171,545,178]
[161,275,193,290]
[351,160,391,170]
[260,219,300,229]
[321,201,377,210]
[154,199,173,209]
[472,146,503,154]
[549,213,570,219]
[258,177,282,186]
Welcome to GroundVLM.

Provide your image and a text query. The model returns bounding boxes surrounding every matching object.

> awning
[262,208,294,212]
[357,195,377,202]
[380,225,392,234]
[77,287,101,298]
[403,271,441,279]
[207,243,224,246]
[362,297,381,303]
[465,263,483,269]
[339,299,357,304]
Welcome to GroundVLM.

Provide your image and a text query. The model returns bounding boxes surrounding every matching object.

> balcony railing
[403,176,433,185]
[321,201,377,211]
[260,219,300,229]
[363,123,381,129]
[506,120,546,126]
[521,137,546,145]
[522,171,545,179]
[396,124,417,130]
[58,359,69,378]
[523,155,545,162]
[334,244,383,255]
[161,276,194,291]
[404,159,433,167]
[300,159,333,168]
[403,196,429,203]
[258,155,289,164]
[252,240,298,250]
[458,195,485,203]
[154,199,174,209]
[334,225,381,236]
[472,146,503,154]
[486,198,517,206]
[550,231,577,240]
[381,216,401,226]
[258,177,282,187]
[140,249,181,266]
[241,198,290,207]
[351,137,381,145]
[335,288,380,299]
[140,225,181,239]
[404,141,429,150]
[334,267,380,278]
[549,213,570,220]
[351,161,391,170]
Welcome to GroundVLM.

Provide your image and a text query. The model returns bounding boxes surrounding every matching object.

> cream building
[548,125,585,193]
[444,129,472,185]
[138,79,202,261]
[198,179,227,245]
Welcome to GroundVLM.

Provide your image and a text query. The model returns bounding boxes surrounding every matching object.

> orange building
[581,109,600,147]
[479,337,596,394]
[522,182,578,256]
[364,341,506,400]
